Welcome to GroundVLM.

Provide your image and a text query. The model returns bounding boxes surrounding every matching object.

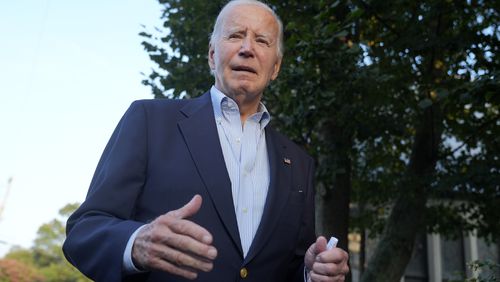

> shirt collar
[210,85,271,129]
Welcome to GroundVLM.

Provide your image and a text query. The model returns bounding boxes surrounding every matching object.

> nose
[239,36,254,58]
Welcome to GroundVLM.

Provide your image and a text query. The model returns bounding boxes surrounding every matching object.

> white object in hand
[327,236,338,250]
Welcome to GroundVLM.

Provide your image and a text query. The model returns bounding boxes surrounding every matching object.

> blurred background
[0,1,161,278]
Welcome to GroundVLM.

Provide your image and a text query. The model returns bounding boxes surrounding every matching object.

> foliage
[0,203,89,282]
[352,0,499,280]
[466,260,500,282]
[0,258,44,282]
[140,1,222,98]
[140,0,499,280]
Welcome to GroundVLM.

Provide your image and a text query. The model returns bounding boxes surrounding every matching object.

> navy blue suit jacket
[63,92,316,281]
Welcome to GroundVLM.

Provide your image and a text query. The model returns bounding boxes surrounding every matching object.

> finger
[133,235,215,274]
[310,271,345,282]
[311,249,349,279]
[316,248,349,264]
[145,215,216,259]
[305,242,317,271]
[312,261,346,276]
[163,220,217,260]
[305,236,329,271]
[160,245,214,272]
[160,211,213,245]
[146,255,199,280]
[315,236,327,254]
[133,217,217,269]
[169,195,203,220]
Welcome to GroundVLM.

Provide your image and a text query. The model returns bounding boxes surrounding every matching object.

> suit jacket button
[240,267,248,278]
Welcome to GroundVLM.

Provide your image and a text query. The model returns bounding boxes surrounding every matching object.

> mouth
[232,65,257,74]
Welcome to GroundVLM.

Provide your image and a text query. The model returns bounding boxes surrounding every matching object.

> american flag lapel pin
[283,157,291,165]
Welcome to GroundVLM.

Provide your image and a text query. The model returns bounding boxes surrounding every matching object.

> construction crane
[0,177,13,221]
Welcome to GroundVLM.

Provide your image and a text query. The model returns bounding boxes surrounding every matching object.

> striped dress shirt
[210,86,270,258]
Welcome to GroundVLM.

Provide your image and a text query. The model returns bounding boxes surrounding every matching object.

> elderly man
[63,0,349,281]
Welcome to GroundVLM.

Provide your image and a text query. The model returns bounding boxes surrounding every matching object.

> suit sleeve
[63,101,151,281]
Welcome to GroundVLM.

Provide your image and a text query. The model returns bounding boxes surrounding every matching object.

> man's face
[209,4,282,99]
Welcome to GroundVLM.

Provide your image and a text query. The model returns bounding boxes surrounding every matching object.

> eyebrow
[224,27,275,43]
[224,26,245,35]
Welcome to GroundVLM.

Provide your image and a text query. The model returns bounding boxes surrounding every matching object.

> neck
[225,91,262,124]
[238,102,260,124]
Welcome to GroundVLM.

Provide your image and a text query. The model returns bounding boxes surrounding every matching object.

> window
[477,238,499,280]
[441,235,466,281]
[404,233,429,282]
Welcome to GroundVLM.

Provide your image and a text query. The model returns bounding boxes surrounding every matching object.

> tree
[0,257,44,282]
[1,203,90,282]
[354,1,499,280]
[140,0,499,281]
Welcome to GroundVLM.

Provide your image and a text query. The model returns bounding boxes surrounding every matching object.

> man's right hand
[132,195,218,280]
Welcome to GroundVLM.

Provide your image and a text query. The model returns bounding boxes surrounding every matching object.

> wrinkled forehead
[217,3,279,36]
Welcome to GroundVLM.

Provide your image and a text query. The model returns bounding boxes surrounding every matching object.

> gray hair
[209,0,284,58]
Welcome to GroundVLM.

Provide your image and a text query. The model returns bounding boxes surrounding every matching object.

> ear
[208,43,215,71]
[270,57,282,81]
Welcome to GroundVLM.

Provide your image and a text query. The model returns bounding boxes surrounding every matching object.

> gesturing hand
[132,195,217,280]
[305,236,349,282]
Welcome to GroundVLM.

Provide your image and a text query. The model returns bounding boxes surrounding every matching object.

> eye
[256,37,270,46]
[227,33,243,40]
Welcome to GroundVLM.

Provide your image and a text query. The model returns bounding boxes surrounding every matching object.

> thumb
[305,236,328,270]
[315,236,327,255]
[171,194,203,219]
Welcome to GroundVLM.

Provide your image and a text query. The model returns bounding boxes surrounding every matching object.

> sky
[0,0,164,256]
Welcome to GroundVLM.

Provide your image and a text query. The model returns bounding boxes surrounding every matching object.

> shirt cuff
[122,225,147,274]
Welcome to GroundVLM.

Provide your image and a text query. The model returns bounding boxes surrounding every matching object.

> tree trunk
[360,104,442,282]
[316,158,351,251]
[316,162,352,281]
[316,122,352,280]
[360,218,366,275]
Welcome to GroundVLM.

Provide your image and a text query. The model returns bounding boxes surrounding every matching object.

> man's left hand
[304,236,349,282]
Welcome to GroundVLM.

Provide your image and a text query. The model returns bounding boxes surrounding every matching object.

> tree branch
[439,116,499,159]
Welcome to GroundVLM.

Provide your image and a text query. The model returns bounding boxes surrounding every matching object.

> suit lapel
[244,127,292,263]
[177,92,243,256]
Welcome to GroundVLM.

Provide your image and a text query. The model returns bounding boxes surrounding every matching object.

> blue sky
[0,0,164,255]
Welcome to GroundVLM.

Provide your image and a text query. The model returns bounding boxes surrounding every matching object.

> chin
[235,85,264,96]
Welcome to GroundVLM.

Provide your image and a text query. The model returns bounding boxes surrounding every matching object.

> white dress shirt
[210,86,270,257]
